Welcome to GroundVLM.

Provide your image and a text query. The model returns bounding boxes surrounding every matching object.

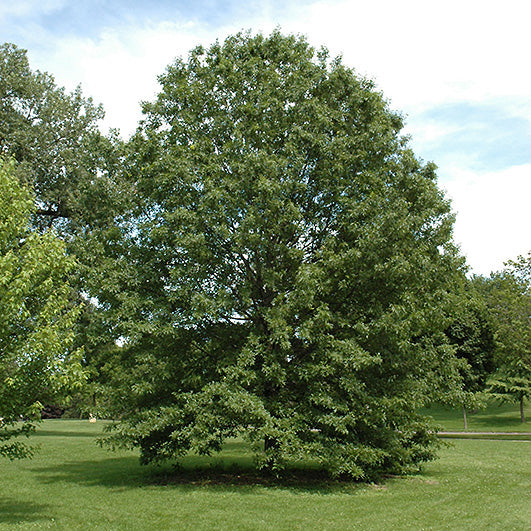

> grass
[421,400,531,436]
[0,419,530,530]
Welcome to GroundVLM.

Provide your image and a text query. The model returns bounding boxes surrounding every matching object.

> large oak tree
[104,31,465,479]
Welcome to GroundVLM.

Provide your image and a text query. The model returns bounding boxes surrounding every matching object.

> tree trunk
[263,436,279,473]
[462,404,468,431]
[520,396,526,423]
[264,435,279,452]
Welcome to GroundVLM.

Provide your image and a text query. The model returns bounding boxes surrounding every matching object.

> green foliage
[1,42,136,419]
[446,294,496,392]
[0,158,84,458]
[474,253,531,421]
[443,285,496,413]
[0,42,128,232]
[102,31,465,479]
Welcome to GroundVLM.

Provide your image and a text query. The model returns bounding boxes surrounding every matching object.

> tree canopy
[102,31,465,479]
[0,158,83,459]
[444,285,496,428]
[476,254,531,422]
[0,42,125,231]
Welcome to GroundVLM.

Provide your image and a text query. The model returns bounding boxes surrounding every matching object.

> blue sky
[410,102,531,172]
[1,0,530,274]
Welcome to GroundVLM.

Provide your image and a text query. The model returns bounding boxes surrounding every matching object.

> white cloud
[442,164,531,275]
[28,21,209,134]
[403,121,465,152]
[282,0,531,113]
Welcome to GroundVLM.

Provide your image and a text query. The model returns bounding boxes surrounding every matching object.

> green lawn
[1,420,530,530]
[421,401,531,433]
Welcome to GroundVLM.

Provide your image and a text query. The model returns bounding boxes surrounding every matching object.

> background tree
[444,286,496,429]
[0,42,126,231]
[103,31,465,480]
[475,255,531,422]
[1,43,133,415]
[0,158,84,458]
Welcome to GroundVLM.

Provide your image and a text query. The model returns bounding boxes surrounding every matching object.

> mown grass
[421,400,531,434]
[1,419,530,530]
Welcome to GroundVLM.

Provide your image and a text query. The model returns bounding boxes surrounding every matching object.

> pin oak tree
[105,31,464,479]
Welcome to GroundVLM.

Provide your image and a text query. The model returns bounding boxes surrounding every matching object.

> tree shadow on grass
[148,463,369,494]
[31,455,367,494]
[470,413,529,431]
[31,456,147,489]
[0,498,52,525]
[35,429,101,438]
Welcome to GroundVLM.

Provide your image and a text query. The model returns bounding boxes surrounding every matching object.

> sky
[1,0,530,275]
